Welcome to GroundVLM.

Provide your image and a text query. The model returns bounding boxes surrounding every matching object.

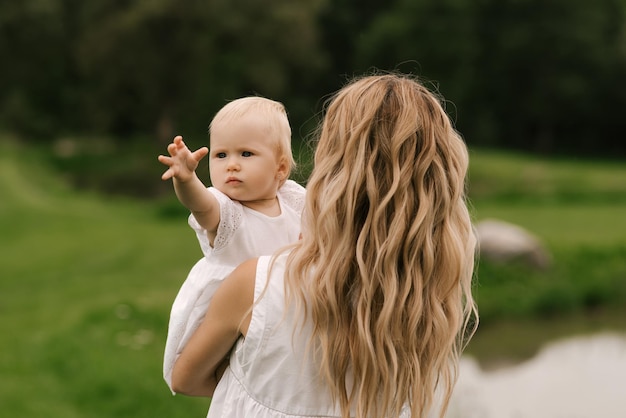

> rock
[475,218,551,269]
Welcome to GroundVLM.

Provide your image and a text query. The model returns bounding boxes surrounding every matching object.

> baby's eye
[216,152,227,158]
[241,151,253,157]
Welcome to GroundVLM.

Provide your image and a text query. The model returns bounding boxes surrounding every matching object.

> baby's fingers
[157,154,172,166]
[161,167,176,181]
[167,142,180,156]
[158,155,175,180]
[192,146,209,161]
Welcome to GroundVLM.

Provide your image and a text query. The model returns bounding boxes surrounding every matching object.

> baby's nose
[227,157,240,170]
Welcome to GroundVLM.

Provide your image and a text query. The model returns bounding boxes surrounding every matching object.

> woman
[172,73,478,418]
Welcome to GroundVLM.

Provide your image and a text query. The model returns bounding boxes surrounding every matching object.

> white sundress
[206,254,413,418]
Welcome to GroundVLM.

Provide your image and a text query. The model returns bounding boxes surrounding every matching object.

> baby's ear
[276,156,289,180]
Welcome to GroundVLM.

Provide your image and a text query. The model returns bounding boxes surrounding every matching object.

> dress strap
[234,256,270,370]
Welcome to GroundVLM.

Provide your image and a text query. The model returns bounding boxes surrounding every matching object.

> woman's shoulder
[256,253,288,287]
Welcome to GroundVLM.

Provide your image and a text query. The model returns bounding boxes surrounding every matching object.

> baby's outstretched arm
[158,136,220,234]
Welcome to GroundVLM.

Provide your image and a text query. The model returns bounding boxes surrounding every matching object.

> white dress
[207,253,341,417]
[207,254,412,418]
[163,180,305,391]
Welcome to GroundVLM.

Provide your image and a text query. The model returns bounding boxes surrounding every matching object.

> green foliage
[45,135,175,198]
[475,247,626,322]
[469,149,626,249]
[469,149,626,324]
[0,0,328,140]
[469,149,626,205]
[318,0,626,156]
[44,134,315,199]
[2,0,626,156]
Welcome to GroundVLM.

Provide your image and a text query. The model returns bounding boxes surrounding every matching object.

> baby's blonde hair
[285,74,477,418]
[209,96,296,178]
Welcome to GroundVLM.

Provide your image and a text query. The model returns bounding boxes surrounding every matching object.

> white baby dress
[163,180,305,391]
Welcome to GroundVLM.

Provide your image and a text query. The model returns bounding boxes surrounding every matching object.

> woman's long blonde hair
[285,74,477,418]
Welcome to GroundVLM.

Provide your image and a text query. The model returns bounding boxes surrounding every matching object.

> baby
[157,97,305,392]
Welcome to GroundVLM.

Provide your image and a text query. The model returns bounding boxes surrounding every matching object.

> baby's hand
[158,136,209,182]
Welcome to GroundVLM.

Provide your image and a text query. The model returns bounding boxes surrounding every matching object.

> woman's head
[287,74,477,418]
[209,96,295,182]
[310,74,469,215]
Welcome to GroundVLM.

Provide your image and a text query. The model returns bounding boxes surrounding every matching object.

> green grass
[466,150,626,320]
[1,140,625,415]
[0,142,210,417]
[468,148,626,205]
[465,148,626,364]
[469,148,626,247]
[473,203,626,248]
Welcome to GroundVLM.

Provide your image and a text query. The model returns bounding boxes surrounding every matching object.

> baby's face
[209,114,286,204]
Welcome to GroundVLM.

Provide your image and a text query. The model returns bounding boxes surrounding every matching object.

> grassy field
[1,141,625,416]
[466,149,626,363]
[1,142,210,417]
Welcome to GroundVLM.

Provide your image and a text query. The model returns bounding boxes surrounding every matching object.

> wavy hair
[285,74,477,418]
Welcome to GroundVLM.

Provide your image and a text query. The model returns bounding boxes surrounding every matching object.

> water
[447,333,626,418]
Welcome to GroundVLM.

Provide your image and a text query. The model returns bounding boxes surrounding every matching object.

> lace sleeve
[278,180,306,213]
[188,187,243,256]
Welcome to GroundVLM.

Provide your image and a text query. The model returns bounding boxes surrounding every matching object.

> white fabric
[163,180,305,391]
[207,254,412,418]
[208,254,339,417]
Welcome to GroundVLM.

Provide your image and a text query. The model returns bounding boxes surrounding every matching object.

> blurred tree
[1,0,625,156]
[0,0,78,137]
[471,0,626,154]
[0,0,327,143]
[338,0,626,156]
[75,0,328,143]
[347,0,479,141]
[316,0,400,90]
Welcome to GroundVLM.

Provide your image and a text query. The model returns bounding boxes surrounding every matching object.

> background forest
[2,0,626,159]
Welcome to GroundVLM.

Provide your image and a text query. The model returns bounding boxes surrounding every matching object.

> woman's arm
[171,258,257,397]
